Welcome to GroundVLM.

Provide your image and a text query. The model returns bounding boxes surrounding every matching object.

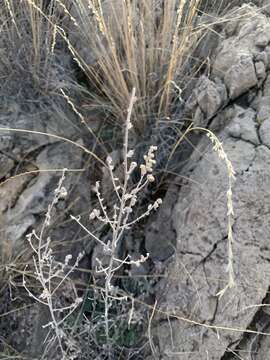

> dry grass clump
[56,0,201,133]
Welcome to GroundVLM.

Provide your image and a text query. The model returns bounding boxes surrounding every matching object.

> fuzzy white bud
[147,174,155,182]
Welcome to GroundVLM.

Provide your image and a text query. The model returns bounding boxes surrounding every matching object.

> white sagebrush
[71,88,163,353]
[23,170,84,358]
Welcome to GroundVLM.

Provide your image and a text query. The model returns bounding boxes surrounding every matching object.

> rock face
[0,100,92,257]
[155,4,270,359]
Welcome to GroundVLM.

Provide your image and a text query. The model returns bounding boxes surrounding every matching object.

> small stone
[254,51,268,66]
[263,74,270,96]
[228,123,241,138]
[265,45,270,69]
[196,78,223,118]
[257,96,270,123]
[255,61,266,81]
[224,55,258,99]
[0,154,14,180]
[255,32,270,48]
[262,0,270,16]
[227,107,260,145]
[193,106,205,127]
[225,20,239,37]
[259,119,270,148]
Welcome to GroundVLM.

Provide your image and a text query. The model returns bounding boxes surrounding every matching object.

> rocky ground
[1,1,270,360]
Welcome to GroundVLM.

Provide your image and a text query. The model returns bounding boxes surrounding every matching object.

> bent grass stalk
[189,126,236,297]
[0,127,106,167]
[162,124,236,297]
